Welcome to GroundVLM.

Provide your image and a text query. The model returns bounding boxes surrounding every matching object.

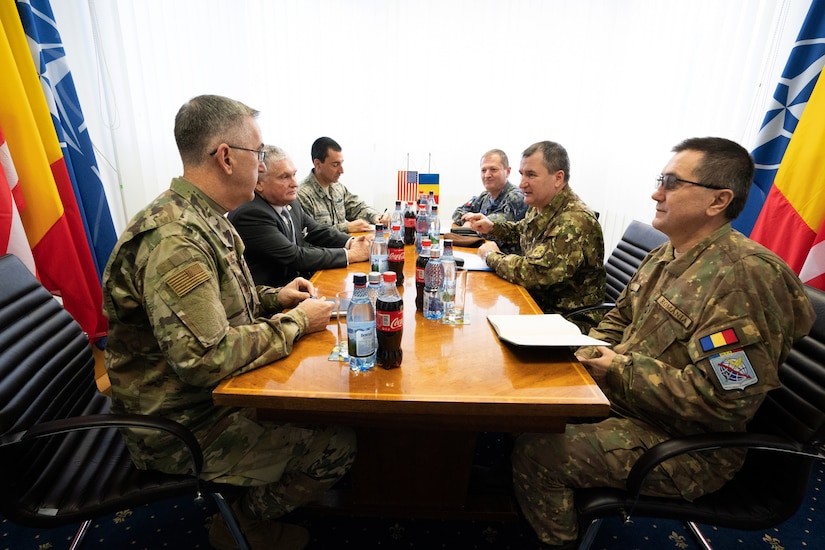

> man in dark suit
[229,145,371,287]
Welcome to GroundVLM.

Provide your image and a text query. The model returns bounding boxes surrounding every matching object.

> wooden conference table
[213,244,609,517]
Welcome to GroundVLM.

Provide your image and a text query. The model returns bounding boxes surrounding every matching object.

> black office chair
[574,284,825,550]
[566,220,668,326]
[0,253,250,550]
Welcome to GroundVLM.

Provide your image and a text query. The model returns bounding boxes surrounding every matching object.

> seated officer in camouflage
[465,141,606,327]
[102,95,355,550]
[511,137,816,548]
[297,136,390,233]
[451,148,528,255]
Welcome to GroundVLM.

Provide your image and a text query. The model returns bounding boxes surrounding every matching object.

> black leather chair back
[605,221,667,302]
[0,254,195,526]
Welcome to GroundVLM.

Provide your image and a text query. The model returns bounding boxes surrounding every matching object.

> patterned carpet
[2,458,823,549]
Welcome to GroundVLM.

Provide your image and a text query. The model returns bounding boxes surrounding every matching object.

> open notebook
[487,314,609,347]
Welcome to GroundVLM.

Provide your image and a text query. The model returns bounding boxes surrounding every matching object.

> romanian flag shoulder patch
[699,328,739,352]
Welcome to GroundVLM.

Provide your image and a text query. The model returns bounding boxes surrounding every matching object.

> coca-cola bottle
[415,238,431,312]
[376,271,403,369]
[403,201,416,245]
[388,223,405,286]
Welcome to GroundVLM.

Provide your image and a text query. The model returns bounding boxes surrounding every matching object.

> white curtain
[53,0,811,253]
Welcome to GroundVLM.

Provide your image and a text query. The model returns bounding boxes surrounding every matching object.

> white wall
[53,0,812,254]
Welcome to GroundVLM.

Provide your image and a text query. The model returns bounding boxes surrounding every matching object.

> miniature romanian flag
[699,328,739,352]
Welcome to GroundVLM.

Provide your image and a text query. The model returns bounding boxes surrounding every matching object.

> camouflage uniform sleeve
[297,185,329,226]
[601,258,814,433]
[487,212,599,291]
[452,195,481,224]
[256,285,286,314]
[505,188,529,221]
[145,236,309,387]
[343,186,379,224]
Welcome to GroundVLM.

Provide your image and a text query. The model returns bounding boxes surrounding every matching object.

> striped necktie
[280,209,295,243]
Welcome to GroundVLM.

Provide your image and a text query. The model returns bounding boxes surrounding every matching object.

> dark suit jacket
[228,194,350,287]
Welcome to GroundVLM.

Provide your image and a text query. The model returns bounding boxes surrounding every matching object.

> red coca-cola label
[404,217,415,228]
[388,248,405,262]
[416,266,425,283]
[376,309,404,332]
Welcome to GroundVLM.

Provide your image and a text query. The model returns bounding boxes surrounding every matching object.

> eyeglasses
[655,174,722,191]
[210,145,266,163]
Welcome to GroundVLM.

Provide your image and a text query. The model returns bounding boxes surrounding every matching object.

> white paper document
[453,250,492,271]
[486,314,610,347]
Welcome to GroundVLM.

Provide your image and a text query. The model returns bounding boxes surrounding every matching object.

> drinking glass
[444,269,469,324]
[334,291,352,361]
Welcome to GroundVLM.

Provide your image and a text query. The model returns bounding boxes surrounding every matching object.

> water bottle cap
[422,238,431,246]
[368,272,381,283]
[352,273,367,285]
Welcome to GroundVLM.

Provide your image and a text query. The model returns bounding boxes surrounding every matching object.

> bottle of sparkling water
[347,273,376,372]
[440,239,457,313]
[367,271,382,308]
[370,223,388,273]
[428,204,441,252]
[423,247,445,320]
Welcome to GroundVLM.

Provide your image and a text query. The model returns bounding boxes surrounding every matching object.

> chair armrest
[0,413,204,481]
[626,432,823,498]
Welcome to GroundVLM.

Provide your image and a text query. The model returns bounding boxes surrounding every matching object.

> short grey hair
[174,94,258,166]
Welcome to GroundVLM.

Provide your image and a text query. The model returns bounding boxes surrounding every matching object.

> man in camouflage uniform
[465,141,605,325]
[297,136,389,233]
[451,148,528,255]
[103,95,355,550]
[511,137,816,548]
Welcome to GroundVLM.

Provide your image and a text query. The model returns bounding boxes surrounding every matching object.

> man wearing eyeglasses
[297,136,390,233]
[511,137,815,549]
[103,95,355,550]
[229,145,372,287]
[464,140,606,328]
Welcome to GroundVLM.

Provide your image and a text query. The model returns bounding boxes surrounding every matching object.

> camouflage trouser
[200,411,356,520]
[511,417,682,546]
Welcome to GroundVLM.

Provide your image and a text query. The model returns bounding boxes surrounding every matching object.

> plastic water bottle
[415,238,431,312]
[390,200,404,233]
[376,271,403,369]
[415,204,429,254]
[428,204,441,252]
[423,247,445,320]
[440,239,457,314]
[370,223,388,273]
[367,271,382,308]
[347,273,376,372]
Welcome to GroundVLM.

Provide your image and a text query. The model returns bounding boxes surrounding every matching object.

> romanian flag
[699,328,739,353]
[418,173,440,205]
[0,0,107,340]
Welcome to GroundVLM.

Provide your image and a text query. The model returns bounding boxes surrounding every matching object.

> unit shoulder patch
[709,348,758,390]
